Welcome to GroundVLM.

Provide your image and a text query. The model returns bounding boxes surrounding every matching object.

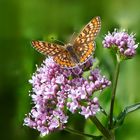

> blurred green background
[0,0,140,140]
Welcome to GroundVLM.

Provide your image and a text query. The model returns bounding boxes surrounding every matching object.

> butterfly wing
[31,41,65,56]
[32,41,76,68]
[53,50,76,68]
[77,42,96,63]
[73,16,101,63]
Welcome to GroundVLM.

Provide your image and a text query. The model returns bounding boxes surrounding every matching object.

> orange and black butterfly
[31,16,101,68]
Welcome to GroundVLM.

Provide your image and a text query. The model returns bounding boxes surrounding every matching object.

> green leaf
[114,102,140,128]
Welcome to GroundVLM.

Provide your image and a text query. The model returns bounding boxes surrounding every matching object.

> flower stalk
[65,127,101,139]
[90,116,113,140]
[109,54,121,129]
[99,105,108,116]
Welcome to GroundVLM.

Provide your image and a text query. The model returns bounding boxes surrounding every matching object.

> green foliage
[0,0,140,140]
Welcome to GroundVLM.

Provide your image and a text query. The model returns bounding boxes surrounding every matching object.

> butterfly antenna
[51,37,65,45]
[69,32,76,43]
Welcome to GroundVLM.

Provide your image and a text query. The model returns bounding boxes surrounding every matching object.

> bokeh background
[0,0,140,140]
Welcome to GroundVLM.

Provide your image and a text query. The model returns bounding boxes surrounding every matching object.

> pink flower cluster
[24,58,111,136]
[102,29,139,58]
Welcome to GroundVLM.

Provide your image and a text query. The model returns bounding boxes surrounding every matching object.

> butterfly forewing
[73,16,101,63]
[32,41,65,56]
[74,16,101,45]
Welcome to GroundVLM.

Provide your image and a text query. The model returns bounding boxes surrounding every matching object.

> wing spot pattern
[80,43,94,62]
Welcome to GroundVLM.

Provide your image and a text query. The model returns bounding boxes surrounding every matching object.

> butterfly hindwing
[53,50,76,68]
[78,42,96,63]
[31,41,64,56]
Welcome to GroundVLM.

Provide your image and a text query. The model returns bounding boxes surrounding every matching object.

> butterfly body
[65,44,80,63]
[32,16,101,68]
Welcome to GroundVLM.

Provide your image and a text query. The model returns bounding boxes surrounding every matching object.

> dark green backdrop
[0,0,140,140]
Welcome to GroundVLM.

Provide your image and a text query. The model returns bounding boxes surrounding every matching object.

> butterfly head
[66,43,73,51]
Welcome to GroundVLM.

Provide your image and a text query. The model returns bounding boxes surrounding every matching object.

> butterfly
[31,16,101,68]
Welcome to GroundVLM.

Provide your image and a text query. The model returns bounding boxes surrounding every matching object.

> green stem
[65,127,101,139]
[109,54,121,129]
[90,116,113,140]
[99,105,108,116]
